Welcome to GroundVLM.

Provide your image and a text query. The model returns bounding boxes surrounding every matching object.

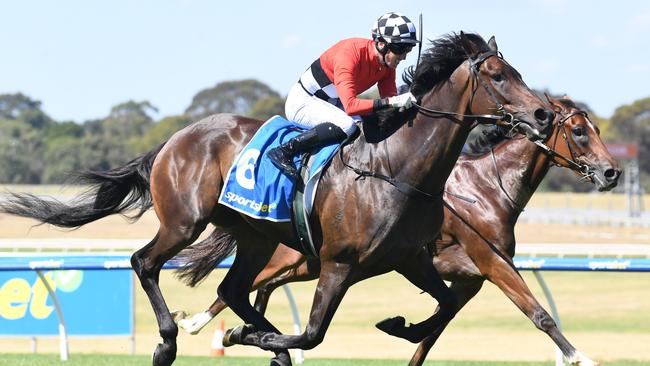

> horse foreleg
[407,279,484,366]
[176,244,312,335]
[235,260,352,351]
[376,250,458,343]
[218,236,292,366]
[472,244,598,366]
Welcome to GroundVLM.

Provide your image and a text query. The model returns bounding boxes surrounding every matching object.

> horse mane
[404,32,489,98]
[362,32,489,142]
[556,97,578,109]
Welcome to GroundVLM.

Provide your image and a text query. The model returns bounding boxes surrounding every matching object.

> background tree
[185,79,282,120]
[0,119,43,183]
[0,93,51,129]
[94,100,157,168]
[133,114,191,154]
[248,96,286,120]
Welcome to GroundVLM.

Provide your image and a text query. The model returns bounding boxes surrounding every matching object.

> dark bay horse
[173,96,620,366]
[0,32,554,366]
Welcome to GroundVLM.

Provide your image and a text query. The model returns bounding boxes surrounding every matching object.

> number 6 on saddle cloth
[218,115,342,257]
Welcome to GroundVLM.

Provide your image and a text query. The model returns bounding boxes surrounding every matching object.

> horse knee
[301,327,325,350]
[532,308,556,332]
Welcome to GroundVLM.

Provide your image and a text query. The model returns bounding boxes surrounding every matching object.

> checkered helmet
[371,12,419,44]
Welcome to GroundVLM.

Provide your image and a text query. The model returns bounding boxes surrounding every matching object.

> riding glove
[387,92,417,109]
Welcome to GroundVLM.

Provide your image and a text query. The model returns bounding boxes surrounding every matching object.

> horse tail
[0,142,165,228]
[174,229,237,287]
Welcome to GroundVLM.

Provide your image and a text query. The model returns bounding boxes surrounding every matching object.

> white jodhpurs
[285,82,360,137]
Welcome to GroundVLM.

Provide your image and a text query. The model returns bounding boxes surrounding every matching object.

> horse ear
[487,36,498,52]
[460,31,480,57]
[545,93,562,112]
[544,92,554,103]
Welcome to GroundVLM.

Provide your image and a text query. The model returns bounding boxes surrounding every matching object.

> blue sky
[1,0,649,122]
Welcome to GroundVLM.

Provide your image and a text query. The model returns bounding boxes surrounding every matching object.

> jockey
[268,12,420,179]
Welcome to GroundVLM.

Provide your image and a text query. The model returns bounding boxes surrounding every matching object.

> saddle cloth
[218,115,340,222]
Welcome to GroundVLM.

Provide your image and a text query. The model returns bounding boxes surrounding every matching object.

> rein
[338,146,442,202]
[488,108,594,211]
[339,49,512,202]
[413,51,516,127]
[489,145,527,212]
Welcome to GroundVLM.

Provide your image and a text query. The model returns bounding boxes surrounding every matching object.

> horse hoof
[270,352,292,366]
[375,315,406,336]
[170,310,187,323]
[223,324,255,347]
[152,342,176,366]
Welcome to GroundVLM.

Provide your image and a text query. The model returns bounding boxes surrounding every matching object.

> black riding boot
[268,122,347,179]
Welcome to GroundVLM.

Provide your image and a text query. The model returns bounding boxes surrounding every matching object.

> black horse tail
[0,142,165,228]
[174,229,237,287]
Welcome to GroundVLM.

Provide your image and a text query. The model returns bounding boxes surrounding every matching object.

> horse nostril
[534,108,554,125]
[604,168,621,181]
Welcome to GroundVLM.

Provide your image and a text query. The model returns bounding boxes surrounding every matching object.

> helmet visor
[386,42,414,55]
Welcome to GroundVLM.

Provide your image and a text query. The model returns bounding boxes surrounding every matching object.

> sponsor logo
[514,259,545,269]
[224,192,277,213]
[104,260,131,269]
[0,270,83,320]
[588,260,630,270]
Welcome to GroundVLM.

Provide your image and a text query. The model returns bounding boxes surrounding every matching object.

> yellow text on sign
[0,272,56,320]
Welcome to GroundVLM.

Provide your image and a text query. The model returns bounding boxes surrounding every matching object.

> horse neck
[487,136,553,212]
[387,72,474,194]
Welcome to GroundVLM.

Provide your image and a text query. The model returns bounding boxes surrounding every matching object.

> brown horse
[0,32,554,366]
[174,96,620,366]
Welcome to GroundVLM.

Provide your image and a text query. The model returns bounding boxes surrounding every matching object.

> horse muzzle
[515,121,544,141]
[594,166,622,192]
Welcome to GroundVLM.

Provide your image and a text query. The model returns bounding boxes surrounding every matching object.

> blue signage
[0,269,133,336]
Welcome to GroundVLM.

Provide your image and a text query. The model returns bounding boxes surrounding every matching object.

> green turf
[1,354,647,366]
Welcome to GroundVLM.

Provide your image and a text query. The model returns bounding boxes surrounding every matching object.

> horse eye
[491,73,503,82]
[572,127,584,137]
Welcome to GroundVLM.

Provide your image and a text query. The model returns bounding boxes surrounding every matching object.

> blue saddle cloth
[218,115,340,222]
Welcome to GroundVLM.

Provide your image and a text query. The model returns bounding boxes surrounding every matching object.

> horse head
[454,32,555,139]
[541,95,621,191]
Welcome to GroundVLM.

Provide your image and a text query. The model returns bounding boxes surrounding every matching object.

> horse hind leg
[253,254,317,314]
[131,223,208,366]
[175,246,314,336]
[230,260,353,353]
[217,235,293,366]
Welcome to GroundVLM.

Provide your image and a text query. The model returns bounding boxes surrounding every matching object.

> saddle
[218,115,346,257]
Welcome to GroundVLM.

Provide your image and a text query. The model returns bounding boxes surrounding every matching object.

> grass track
[1,354,647,366]
[1,189,650,363]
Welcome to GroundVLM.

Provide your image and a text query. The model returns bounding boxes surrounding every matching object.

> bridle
[339,49,521,202]
[532,108,593,180]
[412,50,517,129]
[489,107,595,211]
